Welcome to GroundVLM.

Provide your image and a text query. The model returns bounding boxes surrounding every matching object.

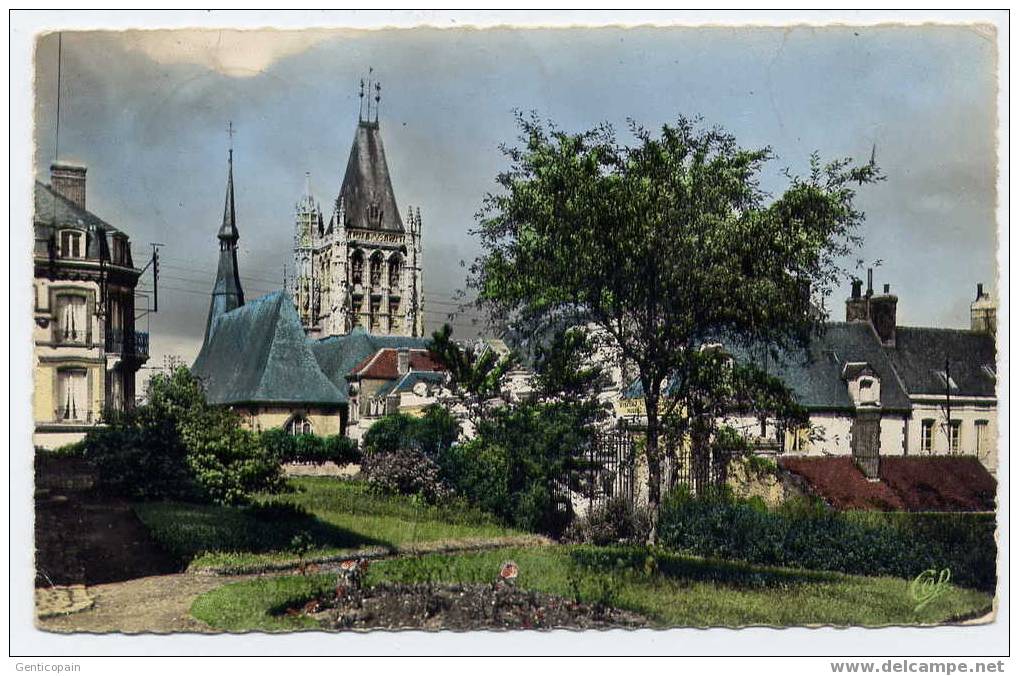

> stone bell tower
[291,74,424,338]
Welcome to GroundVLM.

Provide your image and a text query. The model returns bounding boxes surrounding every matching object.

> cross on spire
[227,120,235,158]
[358,68,382,124]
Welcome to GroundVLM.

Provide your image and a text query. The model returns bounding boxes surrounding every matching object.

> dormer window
[59,230,84,259]
[934,370,959,390]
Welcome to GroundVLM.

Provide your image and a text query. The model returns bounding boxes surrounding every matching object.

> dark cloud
[32,26,999,369]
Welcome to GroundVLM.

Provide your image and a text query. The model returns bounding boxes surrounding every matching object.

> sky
[31,25,1000,369]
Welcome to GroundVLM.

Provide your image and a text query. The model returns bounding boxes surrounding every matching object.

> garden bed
[290,582,648,630]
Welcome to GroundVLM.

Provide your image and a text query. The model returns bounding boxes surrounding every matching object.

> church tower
[204,135,245,343]
[292,74,424,338]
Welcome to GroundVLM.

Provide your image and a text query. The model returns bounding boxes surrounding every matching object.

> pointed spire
[204,122,245,344]
[218,122,239,242]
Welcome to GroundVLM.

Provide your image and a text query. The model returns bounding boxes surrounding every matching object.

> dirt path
[37,572,252,634]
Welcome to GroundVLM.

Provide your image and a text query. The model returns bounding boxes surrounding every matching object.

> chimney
[970,283,997,335]
[50,162,87,209]
[869,282,898,348]
[397,348,410,375]
[846,277,869,322]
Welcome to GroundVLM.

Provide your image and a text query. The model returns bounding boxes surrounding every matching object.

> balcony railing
[106,329,149,358]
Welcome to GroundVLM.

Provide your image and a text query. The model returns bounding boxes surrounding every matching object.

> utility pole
[151,243,161,313]
[945,356,953,453]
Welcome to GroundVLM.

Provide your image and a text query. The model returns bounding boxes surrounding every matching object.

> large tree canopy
[470,113,882,537]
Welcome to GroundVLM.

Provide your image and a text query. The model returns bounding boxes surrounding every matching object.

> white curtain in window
[59,296,87,342]
[58,369,88,420]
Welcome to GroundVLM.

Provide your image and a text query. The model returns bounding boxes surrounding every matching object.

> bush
[360,447,451,504]
[81,367,284,505]
[565,496,651,546]
[84,416,200,501]
[362,414,420,457]
[46,440,86,458]
[658,487,997,592]
[435,402,593,537]
[260,429,360,465]
[362,407,459,459]
[436,437,509,516]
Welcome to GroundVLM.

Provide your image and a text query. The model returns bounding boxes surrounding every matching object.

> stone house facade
[33,162,148,448]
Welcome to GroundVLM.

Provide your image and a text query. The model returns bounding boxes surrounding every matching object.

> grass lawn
[191,545,994,631]
[135,477,518,572]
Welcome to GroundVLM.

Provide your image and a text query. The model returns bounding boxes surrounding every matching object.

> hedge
[259,429,360,466]
[658,487,996,592]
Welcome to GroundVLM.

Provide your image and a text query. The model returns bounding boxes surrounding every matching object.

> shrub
[362,414,419,457]
[658,487,997,592]
[360,447,451,504]
[565,496,651,546]
[362,407,459,459]
[46,440,86,458]
[81,367,284,505]
[245,499,313,523]
[260,430,360,466]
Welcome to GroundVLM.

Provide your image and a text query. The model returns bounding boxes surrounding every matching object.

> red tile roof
[349,348,447,380]
[778,456,996,512]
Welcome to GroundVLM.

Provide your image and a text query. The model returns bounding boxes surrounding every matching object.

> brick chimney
[970,283,996,335]
[50,162,87,209]
[869,283,898,348]
[846,277,869,322]
[397,348,410,375]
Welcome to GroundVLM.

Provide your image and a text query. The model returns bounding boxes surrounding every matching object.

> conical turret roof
[337,120,404,232]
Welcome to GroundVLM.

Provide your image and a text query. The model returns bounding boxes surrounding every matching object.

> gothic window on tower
[388,255,401,290]
[351,250,364,286]
[369,252,383,288]
[389,299,401,332]
[370,298,381,332]
[352,299,363,327]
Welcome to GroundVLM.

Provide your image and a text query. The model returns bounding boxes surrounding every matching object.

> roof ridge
[895,325,986,334]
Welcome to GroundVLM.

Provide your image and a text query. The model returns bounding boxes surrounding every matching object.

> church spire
[218,122,239,242]
[204,124,245,344]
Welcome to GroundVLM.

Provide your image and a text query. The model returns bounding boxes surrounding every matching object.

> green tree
[470,113,881,538]
[427,323,514,424]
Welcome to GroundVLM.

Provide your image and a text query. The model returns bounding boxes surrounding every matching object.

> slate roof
[350,348,446,380]
[779,456,996,512]
[882,327,996,398]
[310,328,430,399]
[33,181,141,269]
[751,322,912,412]
[192,292,344,406]
[34,181,122,234]
[619,322,912,413]
[377,370,447,398]
[337,120,404,232]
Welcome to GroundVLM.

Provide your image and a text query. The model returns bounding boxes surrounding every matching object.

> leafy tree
[470,113,881,538]
[427,323,515,424]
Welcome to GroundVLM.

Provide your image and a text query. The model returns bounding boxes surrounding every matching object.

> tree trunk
[643,378,662,545]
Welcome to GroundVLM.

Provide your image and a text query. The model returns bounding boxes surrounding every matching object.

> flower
[499,561,519,582]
